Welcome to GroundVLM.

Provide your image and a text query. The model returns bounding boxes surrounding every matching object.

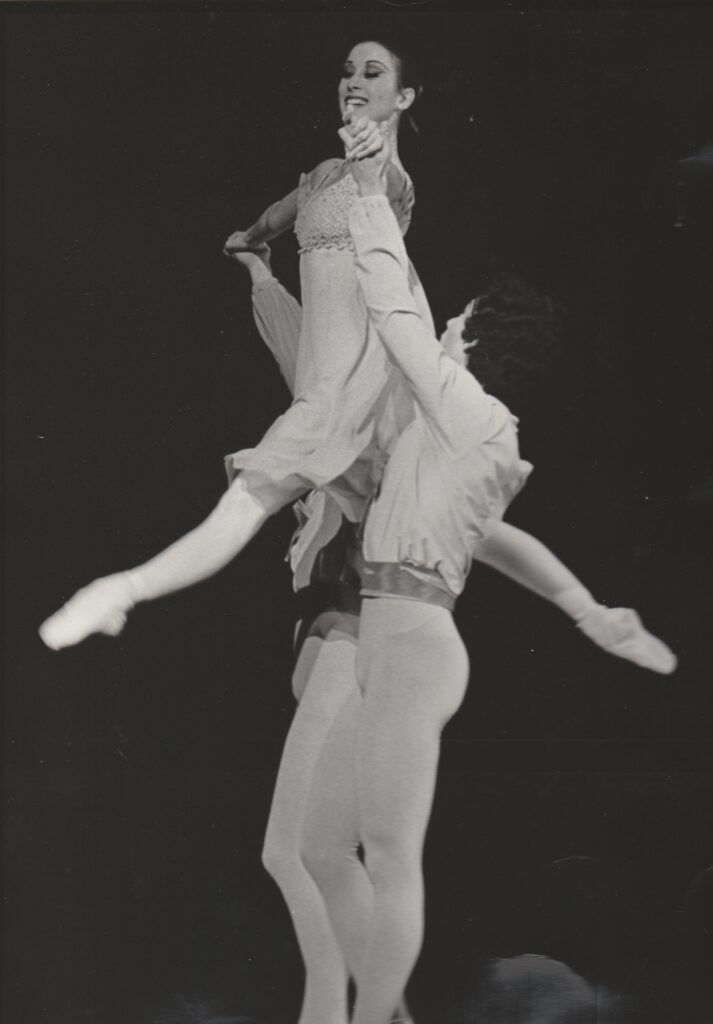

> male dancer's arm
[347,154,676,674]
[349,192,473,438]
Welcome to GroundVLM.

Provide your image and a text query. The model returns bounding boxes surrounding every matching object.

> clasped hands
[339,113,391,196]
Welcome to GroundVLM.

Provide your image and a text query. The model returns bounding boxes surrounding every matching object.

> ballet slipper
[576,605,677,675]
[39,572,136,650]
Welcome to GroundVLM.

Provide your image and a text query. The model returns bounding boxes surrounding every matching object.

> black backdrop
[4,3,713,1022]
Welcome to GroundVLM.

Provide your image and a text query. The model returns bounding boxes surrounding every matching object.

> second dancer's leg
[262,622,361,1024]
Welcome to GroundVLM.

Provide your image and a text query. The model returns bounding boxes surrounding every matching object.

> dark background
[4,2,713,1022]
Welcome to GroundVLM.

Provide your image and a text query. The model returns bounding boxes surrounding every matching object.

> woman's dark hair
[462,273,565,406]
[377,37,423,99]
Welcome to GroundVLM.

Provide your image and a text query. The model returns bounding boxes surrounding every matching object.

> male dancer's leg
[349,599,469,1024]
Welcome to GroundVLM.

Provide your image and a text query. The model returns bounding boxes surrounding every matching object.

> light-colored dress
[225,159,415,519]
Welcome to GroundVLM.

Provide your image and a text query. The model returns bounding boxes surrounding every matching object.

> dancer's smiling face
[338,41,415,125]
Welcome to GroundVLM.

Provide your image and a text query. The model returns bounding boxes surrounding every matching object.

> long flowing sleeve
[251,278,302,394]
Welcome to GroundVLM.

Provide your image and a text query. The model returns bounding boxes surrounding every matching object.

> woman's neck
[387,119,405,173]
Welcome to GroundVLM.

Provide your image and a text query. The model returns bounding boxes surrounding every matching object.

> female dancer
[39,38,423,650]
[231,239,674,1024]
[292,136,676,1024]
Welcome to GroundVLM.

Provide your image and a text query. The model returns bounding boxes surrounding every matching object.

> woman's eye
[365,71,381,79]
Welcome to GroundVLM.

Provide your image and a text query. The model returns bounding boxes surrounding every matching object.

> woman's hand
[223,229,271,259]
[347,124,392,198]
[339,114,387,163]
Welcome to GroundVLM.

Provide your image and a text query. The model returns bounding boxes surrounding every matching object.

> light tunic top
[349,196,533,605]
[224,159,417,522]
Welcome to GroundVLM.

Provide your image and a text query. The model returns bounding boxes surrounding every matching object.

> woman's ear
[397,87,416,112]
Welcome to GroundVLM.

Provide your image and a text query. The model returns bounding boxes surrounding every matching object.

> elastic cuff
[251,275,279,295]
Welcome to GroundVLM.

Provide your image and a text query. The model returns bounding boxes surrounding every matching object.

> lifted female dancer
[39,38,423,650]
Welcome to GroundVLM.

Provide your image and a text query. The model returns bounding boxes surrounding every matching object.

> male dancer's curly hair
[462,273,565,406]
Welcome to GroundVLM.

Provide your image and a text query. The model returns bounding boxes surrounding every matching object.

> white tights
[303,598,469,1024]
[262,617,372,1024]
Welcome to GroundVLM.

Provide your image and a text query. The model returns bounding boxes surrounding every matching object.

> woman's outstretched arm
[225,157,343,253]
[39,477,269,650]
[225,188,300,252]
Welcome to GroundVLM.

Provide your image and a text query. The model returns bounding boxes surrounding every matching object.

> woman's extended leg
[350,598,470,1024]
[39,476,270,650]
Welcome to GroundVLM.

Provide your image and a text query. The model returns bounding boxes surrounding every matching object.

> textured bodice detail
[295,162,414,254]
[296,172,359,253]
